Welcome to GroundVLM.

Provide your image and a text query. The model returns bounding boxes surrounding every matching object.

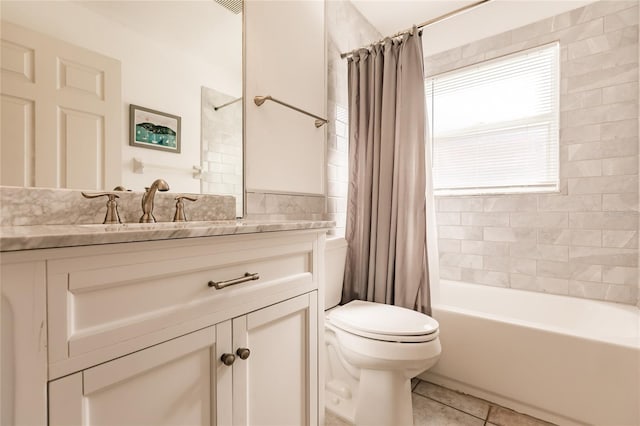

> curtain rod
[340,0,493,59]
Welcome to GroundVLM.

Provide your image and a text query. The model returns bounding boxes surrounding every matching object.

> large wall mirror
[0,0,244,216]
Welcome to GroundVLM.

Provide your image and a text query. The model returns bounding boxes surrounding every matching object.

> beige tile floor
[325,379,556,426]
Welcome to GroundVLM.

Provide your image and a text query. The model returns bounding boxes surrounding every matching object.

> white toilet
[324,236,441,426]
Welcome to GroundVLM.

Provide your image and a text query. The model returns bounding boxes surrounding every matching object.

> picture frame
[129,104,181,153]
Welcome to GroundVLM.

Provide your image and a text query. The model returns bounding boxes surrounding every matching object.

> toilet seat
[327,300,439,343]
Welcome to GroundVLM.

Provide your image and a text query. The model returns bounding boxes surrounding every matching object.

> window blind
[426,42,560,195]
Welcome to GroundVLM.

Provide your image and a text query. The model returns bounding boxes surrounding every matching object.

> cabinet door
[49,323,233,426]
[232,292,318,426]
[0,261,47,426]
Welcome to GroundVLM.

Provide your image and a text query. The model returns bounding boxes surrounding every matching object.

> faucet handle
[173,195,198,222]
[81,192,122,224]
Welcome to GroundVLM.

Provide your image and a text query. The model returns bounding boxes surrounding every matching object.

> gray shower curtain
[343,31,432,314]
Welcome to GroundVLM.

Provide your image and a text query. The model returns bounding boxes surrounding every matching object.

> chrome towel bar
[254,95,328,128]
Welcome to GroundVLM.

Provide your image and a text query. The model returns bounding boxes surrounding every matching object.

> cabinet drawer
[48,231,321,379]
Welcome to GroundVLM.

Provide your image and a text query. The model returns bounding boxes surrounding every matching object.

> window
[426,43,560,196]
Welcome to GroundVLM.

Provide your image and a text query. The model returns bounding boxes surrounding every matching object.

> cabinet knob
[236,347,251,360]
[221,353,236,366]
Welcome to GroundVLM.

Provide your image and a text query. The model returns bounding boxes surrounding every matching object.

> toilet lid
[327,300,439,343]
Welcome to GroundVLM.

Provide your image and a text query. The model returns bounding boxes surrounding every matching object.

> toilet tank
[325,236,348,309]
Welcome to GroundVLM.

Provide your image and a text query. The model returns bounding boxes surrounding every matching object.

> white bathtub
[420,280,640,426]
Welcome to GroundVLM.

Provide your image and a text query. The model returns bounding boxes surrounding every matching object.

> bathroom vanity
[1,221,331,425]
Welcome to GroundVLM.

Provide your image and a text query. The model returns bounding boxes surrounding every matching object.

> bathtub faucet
[139,179,170,223]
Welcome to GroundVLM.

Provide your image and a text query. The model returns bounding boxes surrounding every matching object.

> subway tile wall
[428,0,640,305]
[201,87,243,216]
[326,0,382,236]
[244,191,326,221]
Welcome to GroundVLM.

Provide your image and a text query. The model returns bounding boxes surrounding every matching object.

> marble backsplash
[245,191,327,222]
[0,186,236,226]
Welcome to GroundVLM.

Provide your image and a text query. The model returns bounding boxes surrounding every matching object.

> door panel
[59,107,105,189]
[57,58,105,100]
[1,95,34,186]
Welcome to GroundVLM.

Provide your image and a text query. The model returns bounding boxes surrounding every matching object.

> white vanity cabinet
[1,229,325,426]
[49,292,317,426]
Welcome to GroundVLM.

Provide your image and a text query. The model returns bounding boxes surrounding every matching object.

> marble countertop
[0,220,335,252]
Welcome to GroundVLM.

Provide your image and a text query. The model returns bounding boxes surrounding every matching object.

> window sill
[434,186,560,197]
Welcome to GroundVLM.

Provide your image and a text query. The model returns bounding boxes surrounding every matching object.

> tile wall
[325,0,382,236]
[201,87,243,216]
[427,0,640,305]
[244,191,326,221]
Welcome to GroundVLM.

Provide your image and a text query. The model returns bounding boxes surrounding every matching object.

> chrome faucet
[139,179,170,223]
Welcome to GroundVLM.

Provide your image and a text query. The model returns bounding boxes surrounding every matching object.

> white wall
[2,1,241,194]
[244,0,326,196]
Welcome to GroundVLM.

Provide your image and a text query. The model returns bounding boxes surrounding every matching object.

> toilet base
[325,383,356,424]
[355,369,414,426]
[325,370,415,426]
[325,333,358,423]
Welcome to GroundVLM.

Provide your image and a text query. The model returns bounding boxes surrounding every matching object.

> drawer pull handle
[236,347,251,360]
[221,353,236,366]
[208,272,260,290]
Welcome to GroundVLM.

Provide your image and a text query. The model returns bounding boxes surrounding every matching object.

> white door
[49,323,233,426]
[1,21,121,190]
[232,293,318,426]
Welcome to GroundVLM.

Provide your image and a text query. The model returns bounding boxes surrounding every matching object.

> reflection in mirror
[201,87,243,215]
[0,0,243,216]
